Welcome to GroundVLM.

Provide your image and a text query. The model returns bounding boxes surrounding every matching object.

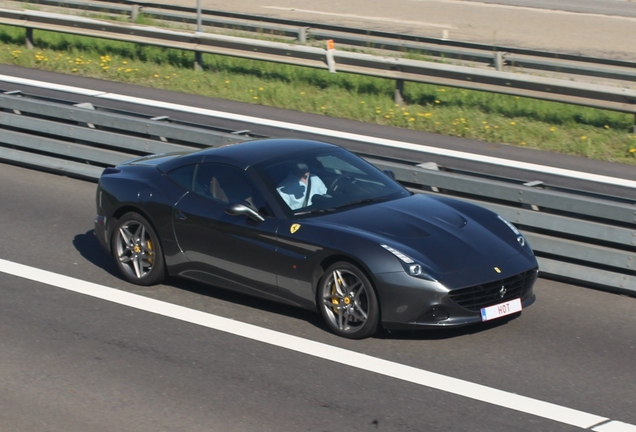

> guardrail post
[298,27,309,44]
[394,79,405,105]
[25,28,34,50]
[131,4,141,22]
[494,51,507,71]
[150,116,169,142]
[194,51,203,71]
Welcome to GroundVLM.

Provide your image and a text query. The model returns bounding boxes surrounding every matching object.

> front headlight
[497,215,528,248]
[381,244,437,281]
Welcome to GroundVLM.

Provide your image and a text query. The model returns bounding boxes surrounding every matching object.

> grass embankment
[1,25,635,165]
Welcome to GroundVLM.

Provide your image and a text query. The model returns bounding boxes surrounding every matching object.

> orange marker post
[326,39,336,73]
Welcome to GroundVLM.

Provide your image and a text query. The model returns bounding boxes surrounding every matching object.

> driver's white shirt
[277,174,327,210]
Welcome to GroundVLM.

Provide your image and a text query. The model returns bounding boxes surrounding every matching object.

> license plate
[480,298,522,322]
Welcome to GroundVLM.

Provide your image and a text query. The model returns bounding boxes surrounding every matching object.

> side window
[167,164,196,190]
[193,163,269,215]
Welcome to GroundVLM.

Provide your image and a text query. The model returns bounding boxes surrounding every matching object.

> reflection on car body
[95,138,538,339]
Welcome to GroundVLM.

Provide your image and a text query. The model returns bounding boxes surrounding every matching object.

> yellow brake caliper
[146,240,154,264]
[331,276,344,313]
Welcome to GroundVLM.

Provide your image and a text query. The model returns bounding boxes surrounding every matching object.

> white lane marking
[0,75,108,96]
[593,421,636,432]
[263,6,456,29]
[1,258,630,430]
[1,74,635,190]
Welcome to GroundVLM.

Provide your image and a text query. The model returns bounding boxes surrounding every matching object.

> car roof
[157,138,338,172]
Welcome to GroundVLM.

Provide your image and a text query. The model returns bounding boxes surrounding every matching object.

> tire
[111,212,165,286]
[318,262,380,339]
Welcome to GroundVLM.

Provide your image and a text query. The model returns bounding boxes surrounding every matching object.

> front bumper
[376,267,538,331]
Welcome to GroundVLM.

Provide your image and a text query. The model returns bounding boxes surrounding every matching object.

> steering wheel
[329,175,355,194]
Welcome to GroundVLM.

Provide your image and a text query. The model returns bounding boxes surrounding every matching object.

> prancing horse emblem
[499,285,507,298]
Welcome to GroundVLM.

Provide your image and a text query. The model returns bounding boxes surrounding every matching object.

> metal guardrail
[0,91,259,178]
[13,0,636,84]
[1,8,636,123]
[1,91,634,294]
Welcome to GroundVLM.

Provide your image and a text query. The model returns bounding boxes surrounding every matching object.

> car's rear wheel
[318,262,380,339]
[111,212,165,286]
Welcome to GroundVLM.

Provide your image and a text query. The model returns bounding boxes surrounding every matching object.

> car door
[172,163,282,298]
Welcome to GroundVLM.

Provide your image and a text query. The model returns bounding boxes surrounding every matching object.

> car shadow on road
[72,230,120,278]
[168,276,329,328]
[73,230,328,329]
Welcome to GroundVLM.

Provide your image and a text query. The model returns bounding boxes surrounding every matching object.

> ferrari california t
[94,138,538,339]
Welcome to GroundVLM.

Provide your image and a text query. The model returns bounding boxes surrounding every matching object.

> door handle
[175,210,187,220]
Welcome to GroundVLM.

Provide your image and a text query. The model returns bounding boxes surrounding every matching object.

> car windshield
[255,147,410,216]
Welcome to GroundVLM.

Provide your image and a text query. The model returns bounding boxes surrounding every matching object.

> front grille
[449,268,538,311]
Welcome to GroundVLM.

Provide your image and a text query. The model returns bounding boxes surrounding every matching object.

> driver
[277,162,327,210]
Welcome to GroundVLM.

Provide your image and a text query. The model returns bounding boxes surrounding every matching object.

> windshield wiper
[334,197,387,210]
[295,197,390,216]
[295,207,337,216]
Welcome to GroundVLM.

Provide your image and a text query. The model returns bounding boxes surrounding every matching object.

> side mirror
[383,169,396,180]
[225,203,265,222]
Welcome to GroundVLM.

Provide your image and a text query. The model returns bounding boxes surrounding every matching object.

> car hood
[314,194,522,276]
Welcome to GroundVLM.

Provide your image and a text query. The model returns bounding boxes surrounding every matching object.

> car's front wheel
[318,262,380,339]
[111,212,165,286]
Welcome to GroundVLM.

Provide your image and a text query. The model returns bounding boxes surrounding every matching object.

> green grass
[1,25,635,165]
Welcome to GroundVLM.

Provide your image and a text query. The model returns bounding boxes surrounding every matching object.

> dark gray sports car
[94,138,537,339]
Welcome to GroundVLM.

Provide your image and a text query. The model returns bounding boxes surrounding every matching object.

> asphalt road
[1,144,636,432]
[0,66,635,430]
[0,2,635,428]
